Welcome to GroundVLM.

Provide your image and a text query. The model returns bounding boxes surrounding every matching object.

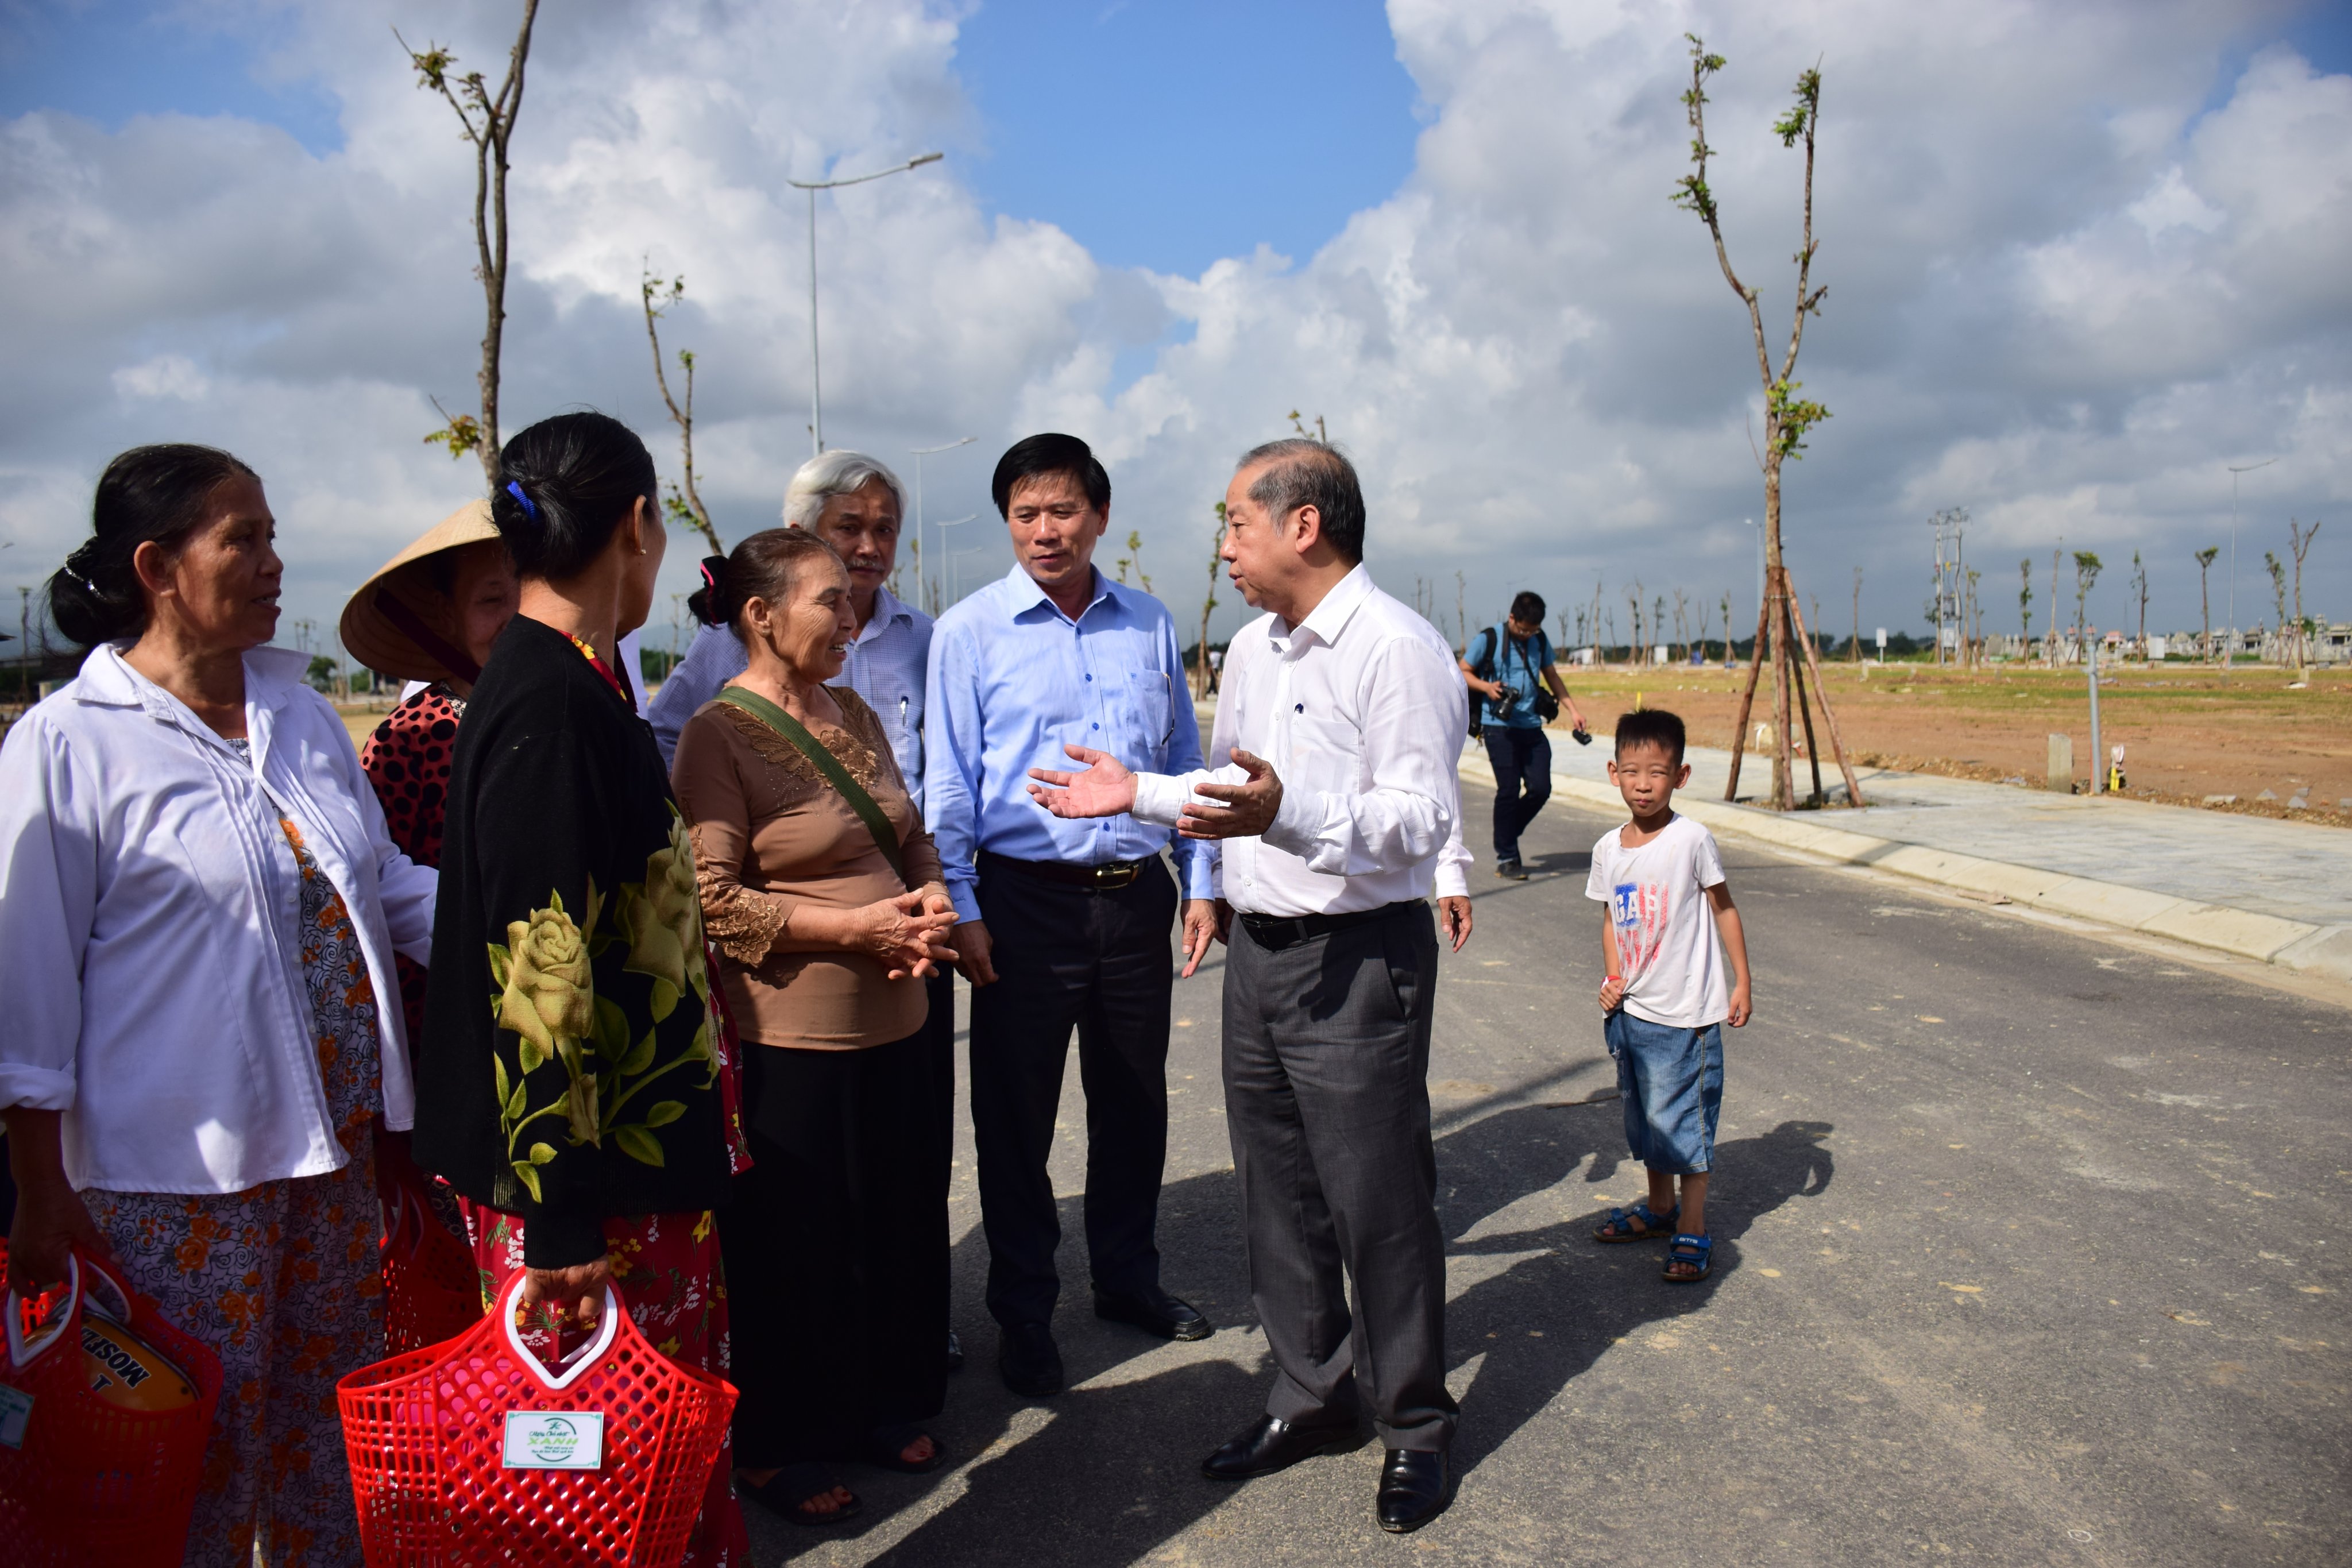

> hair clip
[504,480,539,522]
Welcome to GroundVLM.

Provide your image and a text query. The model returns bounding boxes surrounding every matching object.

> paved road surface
[747,782,2350,1566]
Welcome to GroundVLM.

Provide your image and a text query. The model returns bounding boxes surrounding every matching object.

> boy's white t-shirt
[1584,813,1729,1029]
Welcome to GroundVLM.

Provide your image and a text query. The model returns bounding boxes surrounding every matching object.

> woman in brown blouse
[671,528,959,1528]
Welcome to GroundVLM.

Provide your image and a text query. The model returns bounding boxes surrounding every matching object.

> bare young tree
[1720,590,1732,663]
[2073,551,2103,663]
[1850,567,1861,662]
[1196,500,1227,700]
[1675,36,1860,808]
[2289,519,2322,679]
[2047,547,2063,666]
[402,0,541,479]
[2128,551,2148,661]
[1454,570,1468,656]
[1113,530,1153,594]
[640,269,723,555]
[2264,550,2288,661]
[1673,588,1690,663]
[2019,558,2034,655]
[2195,546,2219,662]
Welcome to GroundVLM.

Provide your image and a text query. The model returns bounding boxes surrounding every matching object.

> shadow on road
[1441,1109,1836,1477]
[788,1110,1833,1561]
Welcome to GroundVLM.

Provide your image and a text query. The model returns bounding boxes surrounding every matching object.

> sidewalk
[1461,734,2352,983]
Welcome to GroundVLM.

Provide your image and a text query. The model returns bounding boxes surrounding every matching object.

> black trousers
[1483,725,1553,861]
[968,853,1177,1327]
[721,1030,950,1467]
[1223,901,1457,1451]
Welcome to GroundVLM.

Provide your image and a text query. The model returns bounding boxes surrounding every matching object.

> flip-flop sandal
[1593,1203,1677,1243]
[740,1463,863,1527]
[1663,1234,1712,1283]
[854,1422,947,1474]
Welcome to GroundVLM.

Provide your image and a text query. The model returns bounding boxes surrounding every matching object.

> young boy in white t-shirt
[1584,708,1752,1283]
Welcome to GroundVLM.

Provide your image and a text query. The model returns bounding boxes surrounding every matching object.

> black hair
[991,433,1111,519]
[1613,708,1687,765]
[48,443,260,647]
[489,411,658,581]
[1238,439,1366,565]
[1509,590,1546,625]
[692,528,841,637]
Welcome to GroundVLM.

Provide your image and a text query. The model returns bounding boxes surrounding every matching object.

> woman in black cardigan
[414,411,748,1565]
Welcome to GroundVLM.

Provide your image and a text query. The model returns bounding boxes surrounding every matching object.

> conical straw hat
[338,500,504,682]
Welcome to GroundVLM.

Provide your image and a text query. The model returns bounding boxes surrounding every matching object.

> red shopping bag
[338,1272,736,1567]
[0,1247,226,1567]
[381,1174,484,1355]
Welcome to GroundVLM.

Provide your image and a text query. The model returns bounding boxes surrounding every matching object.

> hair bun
[686,554,731,627]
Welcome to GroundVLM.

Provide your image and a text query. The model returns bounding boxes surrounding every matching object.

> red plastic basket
[0,1248,226,1567]
[381,1175,485,1355]
[338,1273,736,1567]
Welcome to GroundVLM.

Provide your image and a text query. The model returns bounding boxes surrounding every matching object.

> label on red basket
[0,1383,31,1450]
[502,1411,604,1470]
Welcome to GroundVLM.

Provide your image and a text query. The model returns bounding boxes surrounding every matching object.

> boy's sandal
[740,1462,863,1527]
[1593,1203,1678,1242]
[1662,1234,1712,1283]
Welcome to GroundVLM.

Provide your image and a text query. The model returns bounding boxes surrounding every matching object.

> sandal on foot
[854,1422,947,1474]
[1593,1203,1677,1243]
[1663,1234,1712,1283]
[740,1463,862,1527]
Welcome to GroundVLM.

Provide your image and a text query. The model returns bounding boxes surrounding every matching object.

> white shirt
[1585,813,1729,1028]
[0,644,438,1194]
[1130,565,1472,916]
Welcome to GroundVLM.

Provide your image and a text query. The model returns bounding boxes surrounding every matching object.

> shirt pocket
[1285,713,1364,797]
[1129,670,1173,759]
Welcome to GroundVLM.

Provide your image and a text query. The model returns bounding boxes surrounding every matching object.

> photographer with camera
[1462,590,1589,879]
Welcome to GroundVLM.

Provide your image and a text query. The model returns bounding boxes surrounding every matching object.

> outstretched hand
[1028,745,1138,819]
[1177,750,1283,840]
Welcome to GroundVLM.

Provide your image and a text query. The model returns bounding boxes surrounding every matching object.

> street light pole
[936,515,976,606]
[911,436,975,612]
[2223,457,2277,676]
[789,151,945,457]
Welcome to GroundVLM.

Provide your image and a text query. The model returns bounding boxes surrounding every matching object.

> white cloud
[1,0,2346,654]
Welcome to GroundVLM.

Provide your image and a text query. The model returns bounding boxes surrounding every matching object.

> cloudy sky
[2,0,2347,662]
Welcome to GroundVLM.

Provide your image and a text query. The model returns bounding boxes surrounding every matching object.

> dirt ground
[1546,659,2352,827]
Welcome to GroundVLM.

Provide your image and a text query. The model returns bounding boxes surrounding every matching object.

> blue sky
[1,0,1424,278]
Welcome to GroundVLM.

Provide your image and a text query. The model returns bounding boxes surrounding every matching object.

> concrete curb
[1459,754,2352,984]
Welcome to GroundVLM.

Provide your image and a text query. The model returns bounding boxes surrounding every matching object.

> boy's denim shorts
[1604,1009,1724,1175]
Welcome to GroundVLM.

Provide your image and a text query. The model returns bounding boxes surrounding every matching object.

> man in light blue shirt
[926,433,1216,1396]
[647,449,930,783]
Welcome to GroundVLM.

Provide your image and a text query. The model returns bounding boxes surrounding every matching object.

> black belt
[980,851,1152,891]
[1239,899,1418,951]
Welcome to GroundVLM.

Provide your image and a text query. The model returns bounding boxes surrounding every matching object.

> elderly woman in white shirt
[0,445,435,1568]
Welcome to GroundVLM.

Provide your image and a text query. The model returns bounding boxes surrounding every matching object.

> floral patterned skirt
[462,1205,746,1567]
[90,1159,382,1568]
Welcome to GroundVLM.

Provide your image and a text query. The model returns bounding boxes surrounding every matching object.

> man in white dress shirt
[1028,439,1473,1534]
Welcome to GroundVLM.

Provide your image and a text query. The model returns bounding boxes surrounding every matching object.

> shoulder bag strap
[713,686,907,885]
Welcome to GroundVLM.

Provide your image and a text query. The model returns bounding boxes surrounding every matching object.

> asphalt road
[750,782,2351,1567]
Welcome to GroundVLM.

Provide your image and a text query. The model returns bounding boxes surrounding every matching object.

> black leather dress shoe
[944,1330,964,1374]
[1376,1448,1452,1533]
[1094,1287,1213,1342]
[1200,1413,1356,1480]
[997,1321,1062,1397]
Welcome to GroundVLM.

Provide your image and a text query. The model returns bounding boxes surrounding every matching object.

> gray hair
[1239,438,1365,565]
[783,449,907,528]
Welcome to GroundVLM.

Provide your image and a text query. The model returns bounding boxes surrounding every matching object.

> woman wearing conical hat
[341,502,518,1044]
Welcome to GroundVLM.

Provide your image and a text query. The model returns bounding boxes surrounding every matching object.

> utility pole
[910,436,976,611]
[17,586,29,701]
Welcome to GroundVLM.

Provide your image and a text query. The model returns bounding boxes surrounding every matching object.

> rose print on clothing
[489,808,723,1200]
[617,806,709,1021]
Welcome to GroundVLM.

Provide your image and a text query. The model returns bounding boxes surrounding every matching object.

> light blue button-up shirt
[925,563,1212,922]
[648,582,933,790]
